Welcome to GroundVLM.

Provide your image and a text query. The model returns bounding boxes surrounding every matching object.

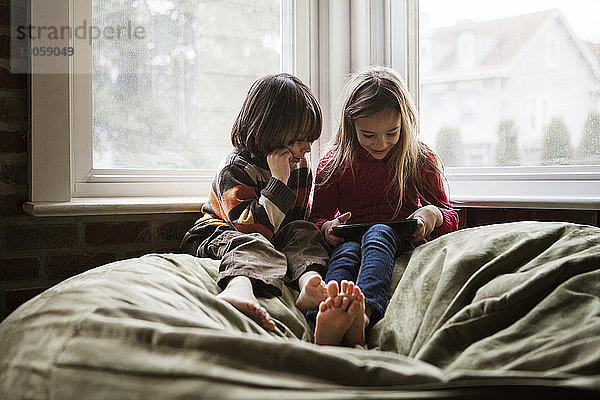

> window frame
[28,0,312,207]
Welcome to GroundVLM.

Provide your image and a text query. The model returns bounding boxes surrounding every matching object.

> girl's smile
[354,109,401,160]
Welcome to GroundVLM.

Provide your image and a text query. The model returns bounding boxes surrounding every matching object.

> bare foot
[217,276,276,331]
[341,281,367,346]
[314,281,362,346]
[295,271,327,312]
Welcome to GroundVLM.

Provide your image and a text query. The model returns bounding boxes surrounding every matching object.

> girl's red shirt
[309,147,459,240]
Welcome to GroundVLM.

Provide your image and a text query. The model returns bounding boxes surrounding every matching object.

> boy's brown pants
[197,220,329,297]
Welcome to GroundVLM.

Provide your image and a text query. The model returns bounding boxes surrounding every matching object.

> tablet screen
[331,219,417,240]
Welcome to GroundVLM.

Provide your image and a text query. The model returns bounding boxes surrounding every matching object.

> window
[25,0,311,210]
[23,0,600,213]
[418,0,600,206]
[92,0,282,171]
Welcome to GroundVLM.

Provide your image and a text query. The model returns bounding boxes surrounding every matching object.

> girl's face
[354,109,401,160]
[286,140,313,166]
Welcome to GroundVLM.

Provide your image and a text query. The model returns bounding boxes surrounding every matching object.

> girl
[308,66,459,346]
[182,73,363,339]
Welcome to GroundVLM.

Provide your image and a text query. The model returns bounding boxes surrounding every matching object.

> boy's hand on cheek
[267,148,292,183]
[321,211,351,247]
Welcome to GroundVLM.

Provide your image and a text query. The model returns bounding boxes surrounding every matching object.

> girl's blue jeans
[307,224,412,325]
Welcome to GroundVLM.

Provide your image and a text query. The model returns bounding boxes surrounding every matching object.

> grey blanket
[1,221,599,399]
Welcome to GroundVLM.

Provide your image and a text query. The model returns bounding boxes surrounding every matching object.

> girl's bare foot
[217,276,276,331]
[341,281,367,346]
[314,281,362,346]
[295,271,327,312]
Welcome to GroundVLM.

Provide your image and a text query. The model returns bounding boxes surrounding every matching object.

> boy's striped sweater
[196,149,312,240]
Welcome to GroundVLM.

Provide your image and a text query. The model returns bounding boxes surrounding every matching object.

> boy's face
[354,109,401,160]
[286,140,313,166]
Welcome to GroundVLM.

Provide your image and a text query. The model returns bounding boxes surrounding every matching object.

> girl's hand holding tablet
[321,211,352,247]
[408,205,443,243]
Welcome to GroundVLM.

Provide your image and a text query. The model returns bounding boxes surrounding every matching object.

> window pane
[92,0,281,169]
[419,0,600,167]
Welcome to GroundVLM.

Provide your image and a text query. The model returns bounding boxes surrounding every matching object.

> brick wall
[1,0,599,321]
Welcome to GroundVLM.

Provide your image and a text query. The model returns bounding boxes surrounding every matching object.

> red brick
[0,35,8,59]
[506,209,597,226]
[462,208,599,229]
[0,131,27,153]
[466,208,508,227]
[85,221,151,246]
[124,248,178,259]
[0,4,8,25]
[0,257,40,281]
[3,224,78,250]
[47,252,116,279]
[0,159,27,184]
[0,69,27,90]
[0,71,27,90]
[4,285,52,319]
[0,95,27,123]
[0,192,28,217]
[456,208,467,229]
[157,221,189,242]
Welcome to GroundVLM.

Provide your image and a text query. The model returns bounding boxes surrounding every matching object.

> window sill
[22,194,599,218]
[23,197,207,217]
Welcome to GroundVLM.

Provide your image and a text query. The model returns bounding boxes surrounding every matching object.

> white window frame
[27,0,313,215]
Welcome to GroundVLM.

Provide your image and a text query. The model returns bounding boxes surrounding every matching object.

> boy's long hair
[231,73,322,157]
[320,66,448,216]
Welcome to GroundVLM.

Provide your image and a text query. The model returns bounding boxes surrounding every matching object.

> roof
[428,9,560,72]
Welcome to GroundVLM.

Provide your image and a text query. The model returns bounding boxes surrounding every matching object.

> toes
[333,295,343,308]
[262,316,276,331]
[307,275,322,287]
[340,280,348,294]
[327,281,339,298]
[324,297,336,308]
[352,286,362,301]
[319,300,328,312]
[346,281,355,297]
[248,304,276,331]
[340,296,351,311]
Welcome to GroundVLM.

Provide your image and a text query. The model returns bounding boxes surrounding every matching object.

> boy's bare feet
[340,281,367,346]
[295,271,327,312]
[217,276,276,331]
[314,281,362,346]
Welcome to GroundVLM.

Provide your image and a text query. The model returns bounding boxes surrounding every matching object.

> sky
[420,0,600,42]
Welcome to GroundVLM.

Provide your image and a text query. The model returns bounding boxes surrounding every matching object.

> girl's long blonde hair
[320,66,449,215]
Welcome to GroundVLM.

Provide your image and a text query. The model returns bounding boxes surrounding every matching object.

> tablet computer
[331,219,418,240]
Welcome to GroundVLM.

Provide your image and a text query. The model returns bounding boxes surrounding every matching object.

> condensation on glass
[419,0,600,168]
[92,0,281,169]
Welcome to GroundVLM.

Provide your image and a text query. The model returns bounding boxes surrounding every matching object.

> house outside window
[419,1,600,169]
[418,0,600,205]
